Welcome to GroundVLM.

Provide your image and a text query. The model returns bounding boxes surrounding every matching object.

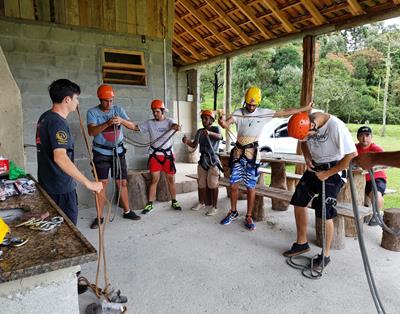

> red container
[0,157,9,174]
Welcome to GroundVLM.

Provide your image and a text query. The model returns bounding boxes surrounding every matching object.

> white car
[258,117,297,154]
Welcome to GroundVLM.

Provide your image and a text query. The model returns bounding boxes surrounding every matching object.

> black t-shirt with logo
[36,110,76,194]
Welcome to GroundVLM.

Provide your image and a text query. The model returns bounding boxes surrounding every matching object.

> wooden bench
[258,167,302,191]
[186,174,372,250]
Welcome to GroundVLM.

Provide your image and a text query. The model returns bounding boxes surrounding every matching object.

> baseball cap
[357,126,372,136]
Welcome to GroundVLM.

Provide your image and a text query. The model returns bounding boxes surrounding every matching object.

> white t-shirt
[138,118,175,154]
[232,107,275,144]
[306,115,356,163]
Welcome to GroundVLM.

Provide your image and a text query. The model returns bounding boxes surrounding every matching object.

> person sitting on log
[354,151,400,169]
[87,84,141,229]
[133,100,182,214]
[182,110,223,216]
[283,110,357,270]
[355,126,387,226]
[217,86,312,231]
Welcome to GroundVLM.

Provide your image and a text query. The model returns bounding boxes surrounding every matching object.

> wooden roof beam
[175,16,219,56]
[260,0,297,33]
[231,0,275,39]
[207,0,253,45]
[393,1,400,5]
[300,0,327,25]
[172,47,194,64]
[347,0,366,16]
[174,36,205,60]
[180,0,235,51]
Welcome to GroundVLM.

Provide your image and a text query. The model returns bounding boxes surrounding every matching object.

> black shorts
[365,178,386,196]
[290,170,344,219]
[93,151,128,180]
[48,190,78,225]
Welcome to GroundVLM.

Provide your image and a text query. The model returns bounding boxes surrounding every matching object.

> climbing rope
[286,176,327,280]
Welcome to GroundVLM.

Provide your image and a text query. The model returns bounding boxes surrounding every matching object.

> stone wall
[0,17,188,207]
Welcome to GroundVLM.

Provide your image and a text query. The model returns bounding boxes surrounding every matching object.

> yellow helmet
[245,86,261,106]
[0,217,9,244]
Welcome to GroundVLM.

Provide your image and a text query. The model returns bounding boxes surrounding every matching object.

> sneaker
[206,207,218,216]
[142,202,153,214]
[220,210,239,225]
[123,210,141,220]
[311,254,330,270]
[171,200,182,210]
[244,216,256,230]
[90,217,104,229]
[283,242,310,257]
[192,203,205,211]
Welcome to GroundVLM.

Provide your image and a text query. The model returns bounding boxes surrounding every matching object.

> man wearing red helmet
[182,110,223,215]
[283,110,357,269]
[134,99,182,214]
[87,84,141,229]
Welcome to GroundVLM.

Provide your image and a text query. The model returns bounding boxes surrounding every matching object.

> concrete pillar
[0,46,24,168]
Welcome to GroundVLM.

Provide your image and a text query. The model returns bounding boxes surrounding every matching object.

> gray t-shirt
[232,107,275,144]
[138,118,175,154]
[306,115,356,163]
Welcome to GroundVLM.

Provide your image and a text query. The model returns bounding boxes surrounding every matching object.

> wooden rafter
[393,0,400,5]
[172,47,193,64]
[174,36,204,60]
[347,0,365,16]
[231,0,275,39]
[175,16,219,56]
[300,0,327,25]
[180,0,235,51]
[260,0,296,33]
[207,0,253,45]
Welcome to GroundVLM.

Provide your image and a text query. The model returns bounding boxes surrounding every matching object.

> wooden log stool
[381,208,400,252]
[252,172,266,222]
[315,216,345,250]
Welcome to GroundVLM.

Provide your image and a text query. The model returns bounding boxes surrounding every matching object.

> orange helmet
[200,110,215,120]
[287,112,311,140]
[151,99,165,110]
[97,84,114,99]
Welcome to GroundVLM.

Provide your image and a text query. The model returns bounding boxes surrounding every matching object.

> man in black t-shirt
[36,79,102,225]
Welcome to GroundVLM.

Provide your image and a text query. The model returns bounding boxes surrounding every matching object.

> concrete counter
[0,178,97,313]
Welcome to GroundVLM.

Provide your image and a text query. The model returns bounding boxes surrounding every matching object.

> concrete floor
[77,163,400,314]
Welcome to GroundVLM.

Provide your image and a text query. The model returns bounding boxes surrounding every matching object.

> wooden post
[295,35,315,176]
[224,57,232,153]
[270,162,289,211]
[315,216,346,250]
[381,208,400,252]
[337,172,365,237]
[127,170,148,210]
[253,173,266,221]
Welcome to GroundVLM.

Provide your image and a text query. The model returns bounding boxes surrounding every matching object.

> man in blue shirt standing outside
[87,84,141,229]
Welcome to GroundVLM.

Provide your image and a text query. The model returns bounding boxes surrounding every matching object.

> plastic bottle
[0,143,9,176]
[101,301,127,313]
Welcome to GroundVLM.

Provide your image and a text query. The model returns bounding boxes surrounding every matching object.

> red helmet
[200,110,215,120]
[287,112,311,140]
[151,99,165,110]
[97,84,114,99]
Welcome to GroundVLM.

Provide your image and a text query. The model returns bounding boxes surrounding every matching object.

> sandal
[1,237,29,247]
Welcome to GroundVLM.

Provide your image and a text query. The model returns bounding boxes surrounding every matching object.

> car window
[274,123,289,138]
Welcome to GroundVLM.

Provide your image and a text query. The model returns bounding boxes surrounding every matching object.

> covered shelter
[0,1,399,313]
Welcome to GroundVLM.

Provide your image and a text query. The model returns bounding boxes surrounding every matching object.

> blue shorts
[48,190,79,225]
[365,178,386,196]
[230,157,259,189]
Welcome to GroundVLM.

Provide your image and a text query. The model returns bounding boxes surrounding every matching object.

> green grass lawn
[264,124,400,209]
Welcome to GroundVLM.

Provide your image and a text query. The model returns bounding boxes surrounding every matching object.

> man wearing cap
[356,126,387,226]
[87,84,141,229]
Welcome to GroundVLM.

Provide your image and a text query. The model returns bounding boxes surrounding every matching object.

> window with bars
[102,48,147,86]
